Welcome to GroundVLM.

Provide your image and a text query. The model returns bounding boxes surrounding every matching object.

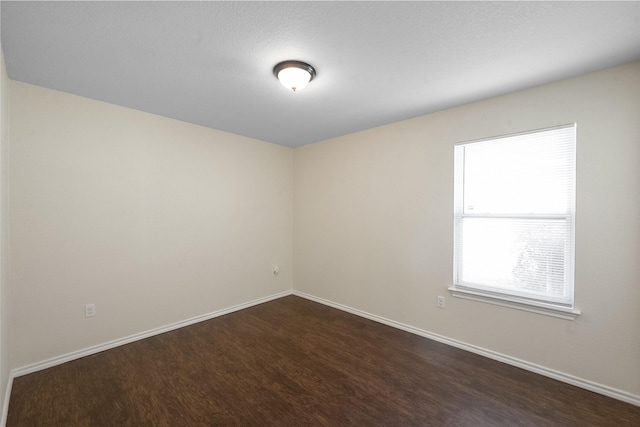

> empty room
[0,1,639,425]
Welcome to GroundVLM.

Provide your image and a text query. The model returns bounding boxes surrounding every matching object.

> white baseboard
[292,290,640,407]
[2,290,292,426]
[1,371,13,427]
[4,288,638,424]
[11,290,293,379]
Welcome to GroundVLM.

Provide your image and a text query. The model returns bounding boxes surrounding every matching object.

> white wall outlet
[85,303,96,317]
[272,265,280,276]
[437,296,445,308]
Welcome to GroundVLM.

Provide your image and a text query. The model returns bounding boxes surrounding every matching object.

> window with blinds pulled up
[452,124,577,314]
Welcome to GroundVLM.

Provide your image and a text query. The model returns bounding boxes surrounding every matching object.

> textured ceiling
[2,1,640,147]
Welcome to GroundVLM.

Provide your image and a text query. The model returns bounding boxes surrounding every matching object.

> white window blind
[453,124,577,312]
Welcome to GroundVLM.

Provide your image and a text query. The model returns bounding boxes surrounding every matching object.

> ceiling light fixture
[273,60,316,92]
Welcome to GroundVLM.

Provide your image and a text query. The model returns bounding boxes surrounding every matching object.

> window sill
[448,286,581,320]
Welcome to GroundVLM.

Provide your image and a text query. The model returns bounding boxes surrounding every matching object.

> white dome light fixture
[273,60,316,92]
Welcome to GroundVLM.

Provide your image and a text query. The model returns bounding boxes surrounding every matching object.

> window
[450,124,580,319]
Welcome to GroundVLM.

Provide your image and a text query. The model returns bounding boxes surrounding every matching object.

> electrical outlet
[437,296,445,308]
[85,303,96,317]
[272,265,280,276]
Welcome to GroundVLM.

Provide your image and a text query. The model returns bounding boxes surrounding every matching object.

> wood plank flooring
[7,295,640,426]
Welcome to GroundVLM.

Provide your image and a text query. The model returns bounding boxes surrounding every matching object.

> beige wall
[4,59,639,403]
[294,61,640,398]
[1,50,11,416]
[9,81,293,367]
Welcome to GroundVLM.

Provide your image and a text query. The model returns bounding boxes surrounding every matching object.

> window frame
[449,124,581,320]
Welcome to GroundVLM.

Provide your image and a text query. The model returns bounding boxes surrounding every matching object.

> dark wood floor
[7,296,640,426]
